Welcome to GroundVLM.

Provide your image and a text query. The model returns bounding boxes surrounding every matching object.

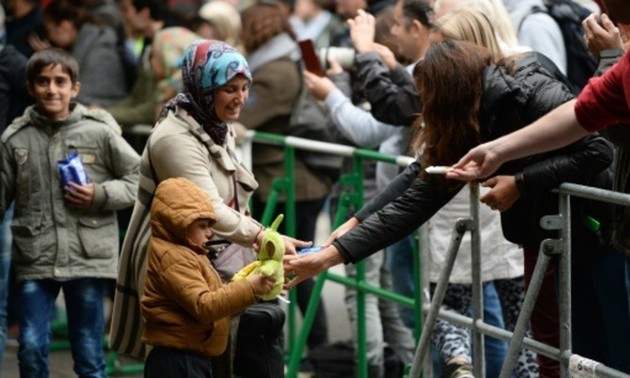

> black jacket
[0,45,31,132]
[333,53,613,263]
[355,51,420,127]
[356,50,573,129]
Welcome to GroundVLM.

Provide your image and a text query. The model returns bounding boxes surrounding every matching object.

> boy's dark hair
[132,0,168,22]
[27,48,80,84]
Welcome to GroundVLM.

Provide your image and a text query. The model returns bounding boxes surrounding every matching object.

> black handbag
[234,302,286,378]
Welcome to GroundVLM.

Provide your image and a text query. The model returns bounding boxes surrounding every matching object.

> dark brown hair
[27,47,80,84]
[412,40,492,183]
[400,0,434,28]
[43,0,93,30]
[240,3,296,53]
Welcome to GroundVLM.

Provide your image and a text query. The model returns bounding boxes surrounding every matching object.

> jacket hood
[150,177,217,250]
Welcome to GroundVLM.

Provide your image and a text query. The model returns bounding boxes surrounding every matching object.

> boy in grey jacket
[0,47,140,377]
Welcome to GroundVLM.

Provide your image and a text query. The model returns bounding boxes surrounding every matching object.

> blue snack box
[58,152,90,186]
[298,246,324,255]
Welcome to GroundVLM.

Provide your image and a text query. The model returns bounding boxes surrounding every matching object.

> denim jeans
[387,236,416,329]
[478,283,508,378]
[0,204,14,371]
[17,278,106,378]
[388,236,510,377]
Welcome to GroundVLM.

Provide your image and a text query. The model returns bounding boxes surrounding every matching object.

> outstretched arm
[447,100,589,181]
[285,173,460,287]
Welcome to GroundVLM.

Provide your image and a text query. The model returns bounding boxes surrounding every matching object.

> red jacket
[575,49,630,131]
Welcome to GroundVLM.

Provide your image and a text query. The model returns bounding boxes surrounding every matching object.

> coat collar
[172,106,238,173]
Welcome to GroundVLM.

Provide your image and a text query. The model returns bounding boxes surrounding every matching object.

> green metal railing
[246,131,419,378]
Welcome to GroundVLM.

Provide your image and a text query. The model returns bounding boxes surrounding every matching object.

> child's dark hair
[27,48,80,84]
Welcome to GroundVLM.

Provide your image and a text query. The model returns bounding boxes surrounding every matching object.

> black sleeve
[334,173,462,263]
[354,161,420,221]
[355,52,421,127]
[519,134,614,196]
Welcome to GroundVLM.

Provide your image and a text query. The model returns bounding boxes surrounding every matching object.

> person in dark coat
[286,40,619,376]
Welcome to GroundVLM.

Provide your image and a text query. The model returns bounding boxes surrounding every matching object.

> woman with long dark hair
[286,40,619,376]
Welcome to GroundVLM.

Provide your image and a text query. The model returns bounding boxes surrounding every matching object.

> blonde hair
[433,8,504,62]
[199,1,242,48]
[434,0,518,48]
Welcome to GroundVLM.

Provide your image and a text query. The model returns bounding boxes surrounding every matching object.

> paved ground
[1,214,353,377]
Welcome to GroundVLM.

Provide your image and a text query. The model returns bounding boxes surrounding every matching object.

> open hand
[446,142,502,181]
[283,245,344,288]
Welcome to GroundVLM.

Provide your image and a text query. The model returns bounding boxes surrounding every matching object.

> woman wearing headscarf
[109,40,309,373]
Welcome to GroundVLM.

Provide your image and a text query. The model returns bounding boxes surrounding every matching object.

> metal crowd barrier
[103,127,630,378]
[409,181,630,378]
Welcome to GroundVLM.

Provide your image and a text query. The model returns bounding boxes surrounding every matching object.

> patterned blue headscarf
[160,39,252,145]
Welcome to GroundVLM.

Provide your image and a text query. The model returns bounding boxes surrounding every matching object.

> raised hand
[348,9,376,53]
[304,70,337,101]
[583,13,624,59]
[373,43,397,70]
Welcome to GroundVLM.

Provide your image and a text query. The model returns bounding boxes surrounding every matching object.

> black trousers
[144,346,213,378]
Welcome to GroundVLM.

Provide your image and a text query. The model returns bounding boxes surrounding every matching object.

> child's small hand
[247,273,276,296]
[64,182,95,209]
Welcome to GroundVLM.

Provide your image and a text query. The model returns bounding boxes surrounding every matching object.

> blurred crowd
[1,0,630,377]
